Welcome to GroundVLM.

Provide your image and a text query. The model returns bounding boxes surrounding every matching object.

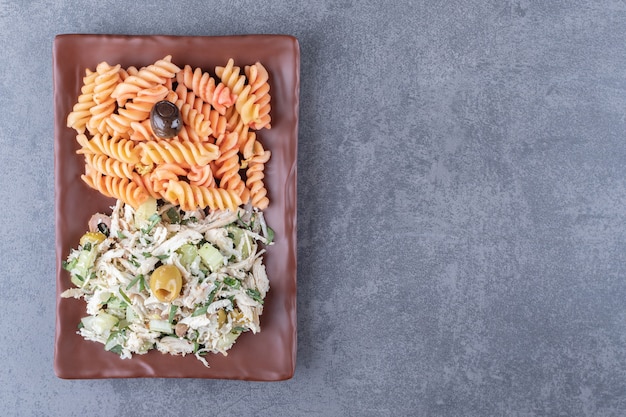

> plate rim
[53,33,299,380]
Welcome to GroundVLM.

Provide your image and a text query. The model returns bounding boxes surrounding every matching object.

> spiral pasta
[202,105,228,137]
[215,59,247,96]
[177,66,212,102]
[93,63,121,103]
[175,123,206,142]
[163,180,242,211]
[148,163,188,194]
[245,62,272,130]
[69,56,274,212]
[87,62,121,134]
[179,103,211,137]
[139,139,219,167]
[177,65,236,115]
[128,120,155,142]
[82,170,149,209]
[76,133,140,164]
[213,132,248,203]
[132,172,161,200]
[112,55,180,106]
[240,130,258,161]
[108,88,170,139]
[67,70,97,134]
[234,85,260,126]
[187,164,216,188]
[174,83,204,113]
[84,153,135,179]
[245,141,271,210]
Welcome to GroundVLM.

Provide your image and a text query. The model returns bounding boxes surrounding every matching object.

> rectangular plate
[53,34,299,380]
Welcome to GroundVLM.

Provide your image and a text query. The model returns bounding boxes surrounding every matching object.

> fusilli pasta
[213,132,248,203]
[112,55,180,106]
[163,180,242,211]
[82,170,149,209]
[245,62,272,130]
[84,153,135,179]
[76,133,140,164]
[139,139,219,167]
[66,70,97,134]
[245,140,271,210]
[69,56,274,212]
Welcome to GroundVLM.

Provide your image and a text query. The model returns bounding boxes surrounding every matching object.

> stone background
[2,1,626,415]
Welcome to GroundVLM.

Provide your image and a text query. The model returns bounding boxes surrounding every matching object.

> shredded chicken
[61,199,273,366]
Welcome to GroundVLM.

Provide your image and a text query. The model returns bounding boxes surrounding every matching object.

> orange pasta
[68,56,273,212]
[163,180,242,212]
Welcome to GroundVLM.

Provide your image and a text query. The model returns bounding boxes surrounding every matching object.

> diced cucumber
[105,330,125,352]
[228,226,251,259]
[71,247,98,287]
[149,319,172,334]
[134,197,157,228]
[177,244,199,267]
[81,312,119,335]
[106,295,126,311]
[126,306,138,323]
[198,243,224,272]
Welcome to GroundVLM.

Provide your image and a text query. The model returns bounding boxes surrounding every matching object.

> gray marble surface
[2,0,626,415]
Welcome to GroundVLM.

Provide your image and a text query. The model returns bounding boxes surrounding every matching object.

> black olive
[97,222,110,237]
[150,100,182,139]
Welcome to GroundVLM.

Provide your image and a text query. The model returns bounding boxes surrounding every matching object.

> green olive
[149,264,183,303]
[217,309,227,327]
[80,231,106,247]
[150,100,182,139]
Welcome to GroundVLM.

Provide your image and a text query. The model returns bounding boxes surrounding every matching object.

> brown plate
[53,34,299,380]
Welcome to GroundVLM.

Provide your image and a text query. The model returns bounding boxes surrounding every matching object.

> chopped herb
[237,212,251,229]
[129,257,140,267]
[181,216,198,225]
[223,276,240,289]
[117,231,127,239]
[266,226,275,244]
[119,288,132,304]
[126,274,144,291]
[138,274,146,292]
[141,213,161,234]
[166,207,181,224]
[232,326,248,333]
[246,288,264,304]
[83,242,92,251]
[74,274,85,283]
[62,258,77,271]
[77,321,84,330]
[155,254,169,261]
[142,252,152,258]
[168,304,178,324]
[207,284,221,305]
[192,304,209,317]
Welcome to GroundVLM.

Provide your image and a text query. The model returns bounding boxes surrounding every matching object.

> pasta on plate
[67,55,272,212]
